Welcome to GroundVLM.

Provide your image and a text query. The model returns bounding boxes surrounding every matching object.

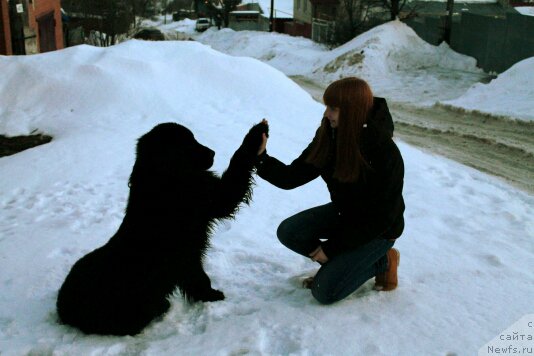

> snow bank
[197,28,328,76]
[1,38,533,356]
[0,40,315,190]
[309,20,484,103]
[442,57,534,121]
[515,6,534,16]
[194,20,487,105]
[144,18,532,116]
[0,40,313,139]
[313,20,478,78]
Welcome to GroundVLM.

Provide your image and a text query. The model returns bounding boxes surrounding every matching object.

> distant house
[286,0,349,41]
[228,0,293,32]
[286,0,313,37]
[0,0,63,55]
[309,0,338,42]
[285,0,342,41]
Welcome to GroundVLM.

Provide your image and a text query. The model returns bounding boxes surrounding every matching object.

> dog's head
[135,122,215,171]
[129,123,215,190]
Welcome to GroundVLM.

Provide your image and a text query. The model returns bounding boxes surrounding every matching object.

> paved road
[291,76,534,194]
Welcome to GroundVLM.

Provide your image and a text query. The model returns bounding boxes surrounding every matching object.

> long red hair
[306,77,374,182]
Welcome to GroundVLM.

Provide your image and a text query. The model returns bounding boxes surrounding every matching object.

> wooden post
[443,0,454,44]
[269,0,274,32]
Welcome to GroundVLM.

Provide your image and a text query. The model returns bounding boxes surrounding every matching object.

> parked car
[133,28,165,41]
[195,18,211,32]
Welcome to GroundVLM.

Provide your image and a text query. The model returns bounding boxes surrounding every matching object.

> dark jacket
[256,97,405,258]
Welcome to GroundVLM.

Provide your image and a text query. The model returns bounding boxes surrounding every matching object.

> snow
[195,21,487,105]
[515,6,534,16]
[442,57,534,121]
[306,21,485,105]
[1,21,533,355]
[193,20,534,119]
[197,28,328,76]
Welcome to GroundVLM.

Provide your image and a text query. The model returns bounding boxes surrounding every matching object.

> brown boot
[374,248,400,291]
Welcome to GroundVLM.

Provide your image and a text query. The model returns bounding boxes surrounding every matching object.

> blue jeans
[277,203,394,304]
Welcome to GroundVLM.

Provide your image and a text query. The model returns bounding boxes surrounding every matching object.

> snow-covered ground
[1,22,533,355]
[442,57,534,121]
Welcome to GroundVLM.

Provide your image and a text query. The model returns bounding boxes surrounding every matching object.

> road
[291,76,534,194]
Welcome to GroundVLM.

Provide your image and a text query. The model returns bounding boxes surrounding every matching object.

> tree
[129,0,158,28]
[381,0,407,20]
[63,0,152,46]
[332,0,386,45]
[167,0,194,13]
[220,0,241,27]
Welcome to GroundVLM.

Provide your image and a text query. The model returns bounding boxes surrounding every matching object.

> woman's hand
[309,246,328,264]
[258,119,268,156]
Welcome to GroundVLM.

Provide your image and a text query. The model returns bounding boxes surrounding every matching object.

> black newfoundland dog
[56,121,268,336]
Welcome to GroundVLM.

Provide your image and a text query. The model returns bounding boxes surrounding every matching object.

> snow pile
[515,6,534,16]
[313,20,478,78]
[194,20,486,105]
[1,38,533,355]
[308,20,484,103]
[0,40,311,139]
[442,57,534,121]
[197,28,328,75]
[143,18,533,116]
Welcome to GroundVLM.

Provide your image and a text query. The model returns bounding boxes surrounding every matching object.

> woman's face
[324,106,340,128]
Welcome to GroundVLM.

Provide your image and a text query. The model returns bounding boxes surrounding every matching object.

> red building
[0,0,63,55]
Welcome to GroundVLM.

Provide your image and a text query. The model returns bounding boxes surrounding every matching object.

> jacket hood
[361,97,394,153]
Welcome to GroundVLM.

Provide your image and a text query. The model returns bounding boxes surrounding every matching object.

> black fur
[56,121,268,336]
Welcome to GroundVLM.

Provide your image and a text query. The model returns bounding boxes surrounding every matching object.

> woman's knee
[276,218,294,246]
[311,284,337,305]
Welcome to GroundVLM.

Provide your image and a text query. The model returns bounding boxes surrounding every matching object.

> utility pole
[269,0,274,32]
[443,0,454,44]
[163,0,168,25]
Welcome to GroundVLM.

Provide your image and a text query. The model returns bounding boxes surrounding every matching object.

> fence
[312,18,334,43]
[404,11,534,73]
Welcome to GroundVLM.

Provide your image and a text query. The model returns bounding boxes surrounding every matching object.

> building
[286,0,313,37]
[228,0,294,32]
[286,0,342,41]
[0,0,63,55]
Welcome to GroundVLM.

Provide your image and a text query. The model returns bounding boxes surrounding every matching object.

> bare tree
[381,0,408,20]
[167,0,195,13]
[129,0,158,28]
[63,0,147,46]
[220,0,241,27]
[333,0,385,44]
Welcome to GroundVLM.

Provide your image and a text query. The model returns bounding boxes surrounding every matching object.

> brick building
[0,0,63,55]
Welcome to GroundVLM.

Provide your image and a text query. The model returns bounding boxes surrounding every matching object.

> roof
[242,0,294,18]
[230,10,261,14]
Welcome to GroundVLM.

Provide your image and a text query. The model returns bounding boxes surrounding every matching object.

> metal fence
[404,11,534,73]
[312,18,335,43]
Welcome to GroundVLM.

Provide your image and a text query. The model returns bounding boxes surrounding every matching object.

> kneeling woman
[256,77,405,304]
